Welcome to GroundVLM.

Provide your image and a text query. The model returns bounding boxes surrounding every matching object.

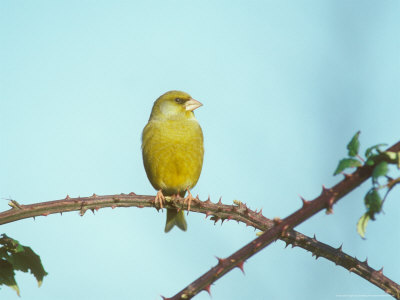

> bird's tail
[165,209,187,232]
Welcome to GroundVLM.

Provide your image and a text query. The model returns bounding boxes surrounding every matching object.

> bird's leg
[184,188,195,215]
[155,190,165,210]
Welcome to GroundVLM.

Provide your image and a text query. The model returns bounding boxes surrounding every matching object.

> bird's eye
[175,98,184,104]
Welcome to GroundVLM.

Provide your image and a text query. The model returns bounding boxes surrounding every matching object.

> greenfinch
[142,91,204,232]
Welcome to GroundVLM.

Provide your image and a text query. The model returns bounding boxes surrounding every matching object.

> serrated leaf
[333,158,362,175]
[7,246,48,284]
[357,213,370,239]
[0,234,47,294]
[372,161,389,181]
[347,131,361,157]
[365,143,387,158]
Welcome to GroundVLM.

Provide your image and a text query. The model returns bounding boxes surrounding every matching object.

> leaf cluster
[334,132,400,238]
[0,234,48,296]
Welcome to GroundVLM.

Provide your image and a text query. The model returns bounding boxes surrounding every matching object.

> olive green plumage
[142,90,204,232]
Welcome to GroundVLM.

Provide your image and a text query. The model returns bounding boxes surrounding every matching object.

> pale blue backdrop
[1,1,399,299]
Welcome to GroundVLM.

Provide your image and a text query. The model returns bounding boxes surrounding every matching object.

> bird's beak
[184,98,203,111]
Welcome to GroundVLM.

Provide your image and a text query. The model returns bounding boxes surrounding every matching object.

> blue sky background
[1,1,399,299]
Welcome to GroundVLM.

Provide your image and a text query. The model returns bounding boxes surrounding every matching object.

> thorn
[203,285,211,296]
[337,244,343,252]
[41,212,49,216]
[245,222,251,227]
[60,212,62,216]
[205,196,211,204]
[65,194,70,200]
[216,256,225,265]
[236,261,245,274]
[205,211,212,219]
[90,208,95,214]
[111,205,116,209]
[95,207,99,211]
[300,196,310,207]
[92,193,97,198]
[257,208,263,216]
[128,192,136,195]
[343,173,351,179]
[220,218,225,225]
[363,258,368,265]
[214,217,220,224]
[312,234,317,242]
[311,252,320,260]
[378,267,384,275]
[218,197,222,204]
[33,216,35,221]
[195,194,200,200]
[227,215,233,220]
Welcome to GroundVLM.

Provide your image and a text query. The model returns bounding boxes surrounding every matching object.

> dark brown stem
[166,142,400,300]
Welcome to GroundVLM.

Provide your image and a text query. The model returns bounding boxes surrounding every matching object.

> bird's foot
[184,188,195,215]
[155,190,165,210]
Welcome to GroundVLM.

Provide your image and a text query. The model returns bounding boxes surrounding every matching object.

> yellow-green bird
[142,90,204,232]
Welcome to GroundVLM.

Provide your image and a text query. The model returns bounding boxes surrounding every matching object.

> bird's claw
[155,190,165,210]
[184,188,195,215]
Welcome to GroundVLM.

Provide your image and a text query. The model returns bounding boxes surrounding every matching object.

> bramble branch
[1,192,398,297]
[167,141,400,300]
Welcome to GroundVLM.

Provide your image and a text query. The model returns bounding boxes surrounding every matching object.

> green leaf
[372,161,389,181]
[0,234,47,294]
[0,260,20,296]
[347,131,361,157]
[364,189,382,218]
[357,213,370,239]
[365,157,376,166]
[365,143,387,158]
[333,158,362,175]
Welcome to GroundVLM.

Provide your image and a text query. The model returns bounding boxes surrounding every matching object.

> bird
[141,90,204,232]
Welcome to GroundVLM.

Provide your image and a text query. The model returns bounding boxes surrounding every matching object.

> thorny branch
[0,196,399,296]
[1,143,399,299]
[167,141,400,300]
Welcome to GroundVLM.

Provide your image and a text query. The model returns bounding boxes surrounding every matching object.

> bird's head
[149,90,203,121]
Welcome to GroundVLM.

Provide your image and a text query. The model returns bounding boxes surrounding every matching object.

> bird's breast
[142,119,204,195]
